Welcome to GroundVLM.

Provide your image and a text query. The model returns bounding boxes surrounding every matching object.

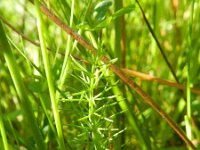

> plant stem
[0,20,45,150]
[110,78,150,150]
[185,1,195,148]
[122,68,200,95]
[0,110,9,150]
[34,0,65,149]
[59,0,75,89]
[114,0,122,67]
[114,1,127,148]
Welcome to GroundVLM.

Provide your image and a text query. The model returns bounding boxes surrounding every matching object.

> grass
[0,0,200,149]
[0,20,45,149]
[185,1,195,150]
[34,0,65,149]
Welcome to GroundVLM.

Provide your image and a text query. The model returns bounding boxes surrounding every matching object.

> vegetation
[0,0,200,149]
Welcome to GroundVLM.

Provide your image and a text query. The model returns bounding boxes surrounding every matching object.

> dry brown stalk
[122,68,200,95]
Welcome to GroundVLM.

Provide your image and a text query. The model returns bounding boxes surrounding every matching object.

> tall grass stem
[185,0,195,147]
[34,0,66,149]
[0,110,9,150]
[0,20,45,150]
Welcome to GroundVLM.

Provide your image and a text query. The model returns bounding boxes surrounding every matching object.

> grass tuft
[0,0,199,149]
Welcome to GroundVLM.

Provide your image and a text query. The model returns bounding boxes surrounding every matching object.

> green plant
[0,0,200,149]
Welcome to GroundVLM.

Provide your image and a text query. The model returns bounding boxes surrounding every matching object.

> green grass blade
[110,78,150,150]
[59,0,75,89]
[34,0,66,149]
[185,1,195,148]
[0,20,45,150]
[0,111,9,150]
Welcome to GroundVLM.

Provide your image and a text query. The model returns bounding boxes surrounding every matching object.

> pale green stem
[0,112,9,150]
[59,0,75,89]
[110,78,150,150]
[34,0,65,149]
[185,1,195,146]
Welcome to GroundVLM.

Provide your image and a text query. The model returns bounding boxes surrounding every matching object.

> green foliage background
[0,0,200,149]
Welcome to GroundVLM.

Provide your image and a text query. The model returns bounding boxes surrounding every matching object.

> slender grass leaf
[93,5,135,30]
[112,4,135,20]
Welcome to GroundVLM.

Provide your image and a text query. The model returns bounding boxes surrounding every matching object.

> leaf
[94,0,112,12]
[93,0,112,23]
[93,16,112,30]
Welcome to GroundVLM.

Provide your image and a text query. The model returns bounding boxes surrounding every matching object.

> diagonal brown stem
[27,1,196,149]
[2,16,199,97]
[3,16,199,96]
[2,14,199,96]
